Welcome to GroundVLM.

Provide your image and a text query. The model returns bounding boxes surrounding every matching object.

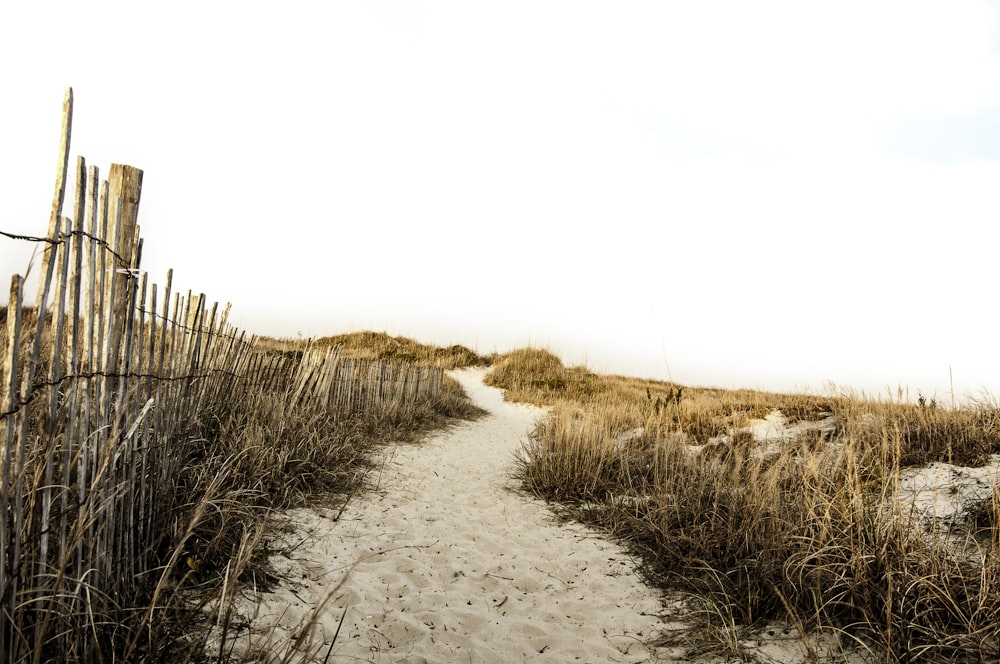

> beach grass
[487,347,1000,662]
[160,366,485,662]
[1,320,485,663]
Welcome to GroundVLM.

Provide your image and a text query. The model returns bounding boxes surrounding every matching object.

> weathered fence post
[105,163,143,331]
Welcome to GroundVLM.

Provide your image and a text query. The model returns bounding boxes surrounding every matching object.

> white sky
[2,1,1000,400]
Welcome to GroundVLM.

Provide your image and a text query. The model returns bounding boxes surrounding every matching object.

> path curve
[233,368,671,663]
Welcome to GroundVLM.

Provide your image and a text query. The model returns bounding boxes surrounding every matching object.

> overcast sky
[2,1,1000,400]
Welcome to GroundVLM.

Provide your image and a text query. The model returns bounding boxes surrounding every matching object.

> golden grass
[488,347,1000,662]
[1,321,484,663]
[256,331,488,369]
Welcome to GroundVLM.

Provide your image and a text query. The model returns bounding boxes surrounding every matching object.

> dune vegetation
[486,347,1000,662]
[7,310,1000,662]
[1,311,486,662]
[255,331,487,369]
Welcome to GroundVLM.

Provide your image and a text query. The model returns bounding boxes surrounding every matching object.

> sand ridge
[228,367,675,663]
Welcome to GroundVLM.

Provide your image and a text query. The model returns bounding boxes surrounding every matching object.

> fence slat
[0,274,24,662]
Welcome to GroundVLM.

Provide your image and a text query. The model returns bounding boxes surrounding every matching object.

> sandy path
[230,367,673,663]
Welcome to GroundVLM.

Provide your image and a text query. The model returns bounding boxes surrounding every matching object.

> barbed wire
[1,227,132,270]
[1,226,251,343]
[132,306,247,341]
[0,366,245,421]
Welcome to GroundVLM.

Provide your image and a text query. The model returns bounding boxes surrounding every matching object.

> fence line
[0,88,444,662]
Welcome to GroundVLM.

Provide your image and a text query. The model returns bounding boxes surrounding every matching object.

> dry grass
[1,319,484,663]
[488,347,1000,663]
[142,371,483,662]
[257,331,488,369]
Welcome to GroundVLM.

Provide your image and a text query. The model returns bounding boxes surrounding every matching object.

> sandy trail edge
[217,367,680,663]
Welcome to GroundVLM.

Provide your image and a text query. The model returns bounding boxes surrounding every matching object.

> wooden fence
[290,346,444,414]
[0,89,443,661]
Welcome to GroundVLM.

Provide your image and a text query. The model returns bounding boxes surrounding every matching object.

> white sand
[897,454,1000,526]
[221,368,677,663]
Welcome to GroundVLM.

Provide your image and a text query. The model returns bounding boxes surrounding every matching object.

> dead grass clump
[254,331,487,369]
[515,404,659,502]
[307,331,487,369]
[485,347,574,403]
[876,402,1000,468]
[963,490,1000,535]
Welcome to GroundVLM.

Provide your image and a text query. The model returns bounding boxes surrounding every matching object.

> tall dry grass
[1,317,484,663]
[488,347,1000,662]
[150,363,483,662]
